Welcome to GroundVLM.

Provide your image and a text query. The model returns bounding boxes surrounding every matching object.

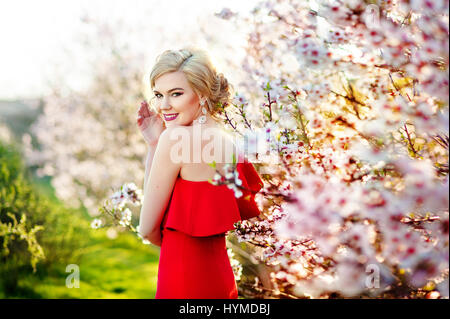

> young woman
[136,48,263,299]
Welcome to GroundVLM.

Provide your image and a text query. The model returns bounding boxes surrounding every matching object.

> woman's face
[152,71,202,127]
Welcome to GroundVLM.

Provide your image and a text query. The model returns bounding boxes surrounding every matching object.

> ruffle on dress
[160,161,263,237]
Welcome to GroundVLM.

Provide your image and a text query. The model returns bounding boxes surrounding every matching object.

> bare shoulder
[164,124,240,163]
[177,125,240,180]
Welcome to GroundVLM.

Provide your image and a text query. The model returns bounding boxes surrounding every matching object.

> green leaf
[207,161,217,169]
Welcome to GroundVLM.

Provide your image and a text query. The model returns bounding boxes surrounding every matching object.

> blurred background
[0,0,261,298]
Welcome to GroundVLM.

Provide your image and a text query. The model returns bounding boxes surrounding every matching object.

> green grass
[4,176,161,299]
[15,229,160,299]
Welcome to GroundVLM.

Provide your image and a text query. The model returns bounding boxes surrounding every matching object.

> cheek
[176,94,198,114]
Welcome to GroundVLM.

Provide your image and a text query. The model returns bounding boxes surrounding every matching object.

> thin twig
[236,103,253,130]
[266,91,274,121]
[403,123,419,157]
[223,109,237,131]
[292,95,311,149]
[330,90,367,108]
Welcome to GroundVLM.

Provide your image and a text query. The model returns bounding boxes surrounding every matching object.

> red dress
[155,159,263,299]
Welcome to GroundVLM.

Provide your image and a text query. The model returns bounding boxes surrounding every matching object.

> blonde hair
[149,47,233,121]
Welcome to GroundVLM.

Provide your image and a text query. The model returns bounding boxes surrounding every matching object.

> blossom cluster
[94,182,145,242]
[227,248,243,282]
[209,162,244,198]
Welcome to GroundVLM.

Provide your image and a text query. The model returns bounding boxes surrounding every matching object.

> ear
[195,90,205,103]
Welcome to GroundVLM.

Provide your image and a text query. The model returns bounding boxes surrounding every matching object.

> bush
[0,139,90,295]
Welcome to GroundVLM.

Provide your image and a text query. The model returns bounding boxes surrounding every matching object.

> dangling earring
[198,100,207,124]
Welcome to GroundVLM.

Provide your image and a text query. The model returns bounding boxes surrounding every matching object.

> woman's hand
[137,101,165,147]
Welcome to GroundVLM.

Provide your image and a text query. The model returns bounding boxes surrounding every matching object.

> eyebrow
[153,88,184,93]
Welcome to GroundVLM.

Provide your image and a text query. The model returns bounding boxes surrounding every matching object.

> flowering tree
[22,16,150,214]
[212,0,449,298]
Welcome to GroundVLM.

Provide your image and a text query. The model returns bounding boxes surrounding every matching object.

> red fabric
[155,161,263,299]
[155,229,238,299]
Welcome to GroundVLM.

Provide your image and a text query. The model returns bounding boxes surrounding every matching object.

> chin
[165,119,183,127]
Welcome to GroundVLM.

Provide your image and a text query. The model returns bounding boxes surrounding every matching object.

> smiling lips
[163,113,179,121]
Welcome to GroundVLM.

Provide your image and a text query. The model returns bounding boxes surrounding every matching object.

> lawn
[14,229,160,299]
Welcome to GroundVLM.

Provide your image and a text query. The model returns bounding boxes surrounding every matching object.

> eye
[154,92,183,98]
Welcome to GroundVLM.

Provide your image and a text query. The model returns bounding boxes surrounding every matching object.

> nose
[160,96,171,111]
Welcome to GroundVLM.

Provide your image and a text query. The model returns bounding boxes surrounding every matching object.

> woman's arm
[143,145,157,195]
[141,146,162,247]
[138,128,181,247]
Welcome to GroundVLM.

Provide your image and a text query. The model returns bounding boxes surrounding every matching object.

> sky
[0,0,260,100]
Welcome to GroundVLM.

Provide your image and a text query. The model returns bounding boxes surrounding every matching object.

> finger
[139,101,152,118]
[137,115,143,126]
[140,100,149,110]
[142,102,151,117]
[138,103,145,117]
